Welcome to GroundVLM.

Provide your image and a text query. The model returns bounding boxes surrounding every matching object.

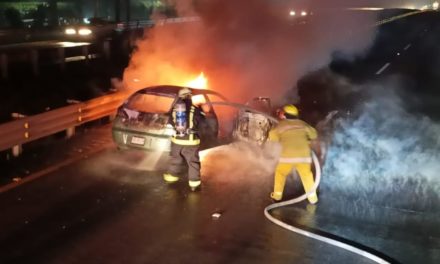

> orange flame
[186,72,208,89]
[186,72,208,105]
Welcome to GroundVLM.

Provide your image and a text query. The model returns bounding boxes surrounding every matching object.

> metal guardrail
[118,16,201,29]
[0,90,129,156]
[374,10,426,27]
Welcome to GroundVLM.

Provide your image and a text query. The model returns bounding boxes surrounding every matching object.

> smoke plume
[321,75,440,212]
[123,0,377,105]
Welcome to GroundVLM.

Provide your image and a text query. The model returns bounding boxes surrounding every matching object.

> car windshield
[126,93,174,113]
[247,98,272,113]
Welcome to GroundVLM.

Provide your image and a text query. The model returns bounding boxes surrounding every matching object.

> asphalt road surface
[0,140,376,264]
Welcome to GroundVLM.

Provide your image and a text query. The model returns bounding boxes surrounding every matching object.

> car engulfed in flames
[112,85,227,152]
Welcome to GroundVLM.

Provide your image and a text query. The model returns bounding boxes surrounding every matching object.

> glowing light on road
[301,11,307,16]
[289,10,296,16]
[65,28,76,35]
[434,2,439,10]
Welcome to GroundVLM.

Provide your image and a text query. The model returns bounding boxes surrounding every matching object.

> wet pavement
[0,128,438,263]
[0,143,376,264]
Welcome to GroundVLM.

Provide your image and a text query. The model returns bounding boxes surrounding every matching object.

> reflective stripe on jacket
[268,119,317,161]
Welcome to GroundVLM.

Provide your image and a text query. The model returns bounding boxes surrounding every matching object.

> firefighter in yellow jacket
[268,104,319,204]
[163,88,205,191]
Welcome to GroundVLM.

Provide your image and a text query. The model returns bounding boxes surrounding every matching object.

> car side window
[127,93,174,113]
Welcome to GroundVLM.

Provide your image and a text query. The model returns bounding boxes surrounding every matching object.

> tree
[48,0,58,26]
[4,7,23,28]
[115,0,121,21]
[136,0,163,8]
[94,0,100,17]
[29,5,48,28]
[134,0,165,18]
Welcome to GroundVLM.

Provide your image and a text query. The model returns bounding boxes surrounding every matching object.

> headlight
[289,10,296,16]
[301,11,307,16]
[78,28,92,36]
[65,28,76,35]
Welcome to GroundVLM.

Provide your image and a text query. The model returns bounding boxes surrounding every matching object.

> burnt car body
[112,85,227,152]
[232,97,276,145]
[231,97,334,163]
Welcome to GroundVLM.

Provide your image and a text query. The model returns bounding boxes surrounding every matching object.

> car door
[199,93,219,145]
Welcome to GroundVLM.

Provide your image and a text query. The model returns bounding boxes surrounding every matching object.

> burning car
[231,97,335,164]
[112,85,227,152]
[232,97,276,145]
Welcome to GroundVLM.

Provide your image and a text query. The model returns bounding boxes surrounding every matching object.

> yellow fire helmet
[283,104,299,116]
[178,87,192,97]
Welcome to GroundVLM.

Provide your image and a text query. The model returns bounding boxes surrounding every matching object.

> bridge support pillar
[1,53,8,79]
[82,46,89,65]
[57,47,65,71]
[103,40,111,60]
[30,49,39,76]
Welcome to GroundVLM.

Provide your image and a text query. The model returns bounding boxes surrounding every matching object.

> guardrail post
[1,53,8,79]
[30,49,39,76]
[66,127,75,138]
[57,47,65,71]
[108,111,117,122]
[82,46,89,65]
[12,145,22,157]
[11,112,27,157]
[103,39,111,60]
[66,99,81,138]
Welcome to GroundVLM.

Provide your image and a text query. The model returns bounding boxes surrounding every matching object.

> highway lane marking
[376,62,391,75]
[0,146,108,194]
[404,44,412,50]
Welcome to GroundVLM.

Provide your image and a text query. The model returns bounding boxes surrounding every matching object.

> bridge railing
[0,90,129,157]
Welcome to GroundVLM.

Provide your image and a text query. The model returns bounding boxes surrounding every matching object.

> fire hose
[208,101,391,264]
[264,151,390,264]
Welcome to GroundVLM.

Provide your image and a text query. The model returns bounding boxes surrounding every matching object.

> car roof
[136,85,228,101]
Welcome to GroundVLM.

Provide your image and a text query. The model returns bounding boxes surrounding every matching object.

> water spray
[207,101,391,263]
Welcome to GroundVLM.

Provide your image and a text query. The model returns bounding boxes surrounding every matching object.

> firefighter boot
[307,192,318,204]
[163,173,179,183]
[189,180,201,191]
[270,192,283,202]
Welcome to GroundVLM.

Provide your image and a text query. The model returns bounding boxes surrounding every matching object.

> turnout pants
[273,162,318,203]
[167,143,201,182]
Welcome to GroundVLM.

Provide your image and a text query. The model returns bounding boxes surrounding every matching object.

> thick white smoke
[322,76,440,211]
